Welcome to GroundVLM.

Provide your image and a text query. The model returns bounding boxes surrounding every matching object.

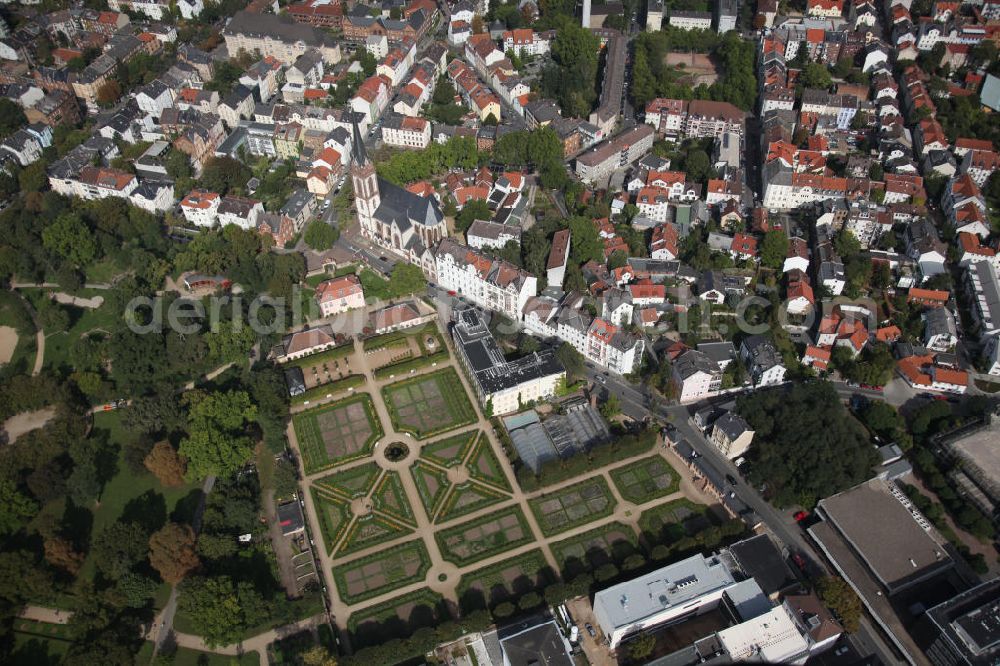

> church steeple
[351,114,369,166]
[350,112,379,236]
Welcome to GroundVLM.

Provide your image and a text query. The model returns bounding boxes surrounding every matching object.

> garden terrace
[381,368,476,440]
[292,393,383,473]
[434,506,533,566]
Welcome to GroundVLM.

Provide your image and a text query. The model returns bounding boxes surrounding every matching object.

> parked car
[585,623,596,637]
[793,511,809,522]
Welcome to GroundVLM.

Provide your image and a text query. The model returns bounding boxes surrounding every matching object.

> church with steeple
[350,119,446,276]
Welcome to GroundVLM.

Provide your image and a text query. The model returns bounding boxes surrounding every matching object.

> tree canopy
[736,382,878,507]
[541,19,599,118]
[178,390,258,480]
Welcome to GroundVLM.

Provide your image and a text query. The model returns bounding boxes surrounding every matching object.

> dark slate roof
[728,534,798,596]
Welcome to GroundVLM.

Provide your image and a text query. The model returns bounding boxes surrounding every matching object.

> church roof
[375,177,444,232]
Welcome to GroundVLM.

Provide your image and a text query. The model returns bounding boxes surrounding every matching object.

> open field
[435,506,533,566]
[334,539,431,604]
[292,393,382,473]
[382,369,476,439]
[456,550,555,612]
[550,521,640,578]
[665,51,719,86]
[610,456,680,505]
[528,476,617,537]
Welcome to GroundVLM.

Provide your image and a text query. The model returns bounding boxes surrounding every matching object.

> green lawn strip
[10,631,72,666]
[465,435,512,492]
[336,512,414,558]
[434,482,508,524]
[382,368,476,440]
[310,487,354,555]
[292,393,382,474]
[549,521,640,574]
[371,470,416,526]
[637,498,714,542]
[333,539,431,605]
[456,549,555,609]
[71,411,201,589]
[313,462,381,500]
[0,290,38,376]
[291,374,366,406]
[134,641,260,666]
[372,350,448,379]
[286,342,355,370]
[609,456,680,505]
[527,476,617,537]
[358,270,392,302]
[420,430,479,467]
[434,506,534,567]
[346,588,447,635]
[411,461,451,518]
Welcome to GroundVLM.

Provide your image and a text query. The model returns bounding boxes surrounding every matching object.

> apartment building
[435,238,537,323]
[452,307,565,416]
[672,349,723,402]
[222,11,342,66]
[380,113,431,149]
[180,189,221,228]
[575,124,655,184]
[644,98,745,139]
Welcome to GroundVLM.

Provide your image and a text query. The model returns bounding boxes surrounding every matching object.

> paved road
[583,368,901,664]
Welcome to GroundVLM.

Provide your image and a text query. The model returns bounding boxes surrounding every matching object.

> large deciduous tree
[149,522,200,584]
[143,441,188,487]
[179,390,258,480]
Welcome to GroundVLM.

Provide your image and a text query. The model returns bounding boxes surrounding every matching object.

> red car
[793,511,809,522]
[446,290,457,296]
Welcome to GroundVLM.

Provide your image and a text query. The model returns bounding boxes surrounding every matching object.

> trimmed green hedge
[372,350,448,379]
[291,374,366,405]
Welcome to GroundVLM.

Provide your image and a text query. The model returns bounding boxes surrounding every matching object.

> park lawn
[455,549,554,611]
[434,506,534,567]
[637,498,715,543]
[549,521,639,577]
[333,539,431,605]
[73,411,202,591]
[134,641,261,666]
[83,257,127,284]
[31,298,122,373]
